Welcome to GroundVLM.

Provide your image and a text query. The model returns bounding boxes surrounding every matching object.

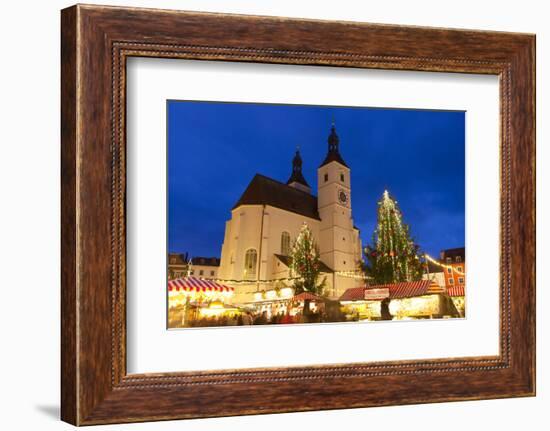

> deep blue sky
[168,101,465,259]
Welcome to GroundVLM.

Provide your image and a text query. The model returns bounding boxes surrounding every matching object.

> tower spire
[286,147,311,193]
[320,123,348,168]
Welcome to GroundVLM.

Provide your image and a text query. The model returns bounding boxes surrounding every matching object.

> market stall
[339,280,459,320]
[447,285,465,317]
[167,277,235,328]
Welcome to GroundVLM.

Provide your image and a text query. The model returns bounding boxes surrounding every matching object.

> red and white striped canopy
[447,286,465,297]
[168,277,234,293]
[340,280,434,301]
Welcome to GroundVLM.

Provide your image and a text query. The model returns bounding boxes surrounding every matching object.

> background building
[440,247,466,289]
[189,256,221,279]
[168,253,220,280]
[168,253,189,280]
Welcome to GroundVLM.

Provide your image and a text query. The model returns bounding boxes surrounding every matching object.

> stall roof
[340,280,436,301]
[447,285,465,297]
[293,292,324,302]
[168,276,234,293]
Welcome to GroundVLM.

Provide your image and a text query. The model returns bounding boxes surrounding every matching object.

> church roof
[233,174,320,220]
[320,151,348,168]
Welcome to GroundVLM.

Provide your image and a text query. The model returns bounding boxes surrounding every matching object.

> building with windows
[439,247,466,316]
[440,247,466,289]
[189,256,220,279]
[168,253,220,280]
[218,125,363,302]
[168,253,189,280]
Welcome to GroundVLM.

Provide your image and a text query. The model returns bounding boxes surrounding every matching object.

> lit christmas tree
[363,190,423,284]
[290,223,326,295]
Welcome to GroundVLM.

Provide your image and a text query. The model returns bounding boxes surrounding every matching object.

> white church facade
[218,125,363,302]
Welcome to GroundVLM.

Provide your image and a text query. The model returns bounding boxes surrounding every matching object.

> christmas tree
[363,190,423,284]
[290,223,326,295]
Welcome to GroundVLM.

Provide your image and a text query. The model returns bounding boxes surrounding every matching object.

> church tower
[317,124,360,279]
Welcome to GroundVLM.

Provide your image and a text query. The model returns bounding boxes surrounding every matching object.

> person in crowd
[242,312,253,325]
[254,311,268,325]
[280,312,294,324]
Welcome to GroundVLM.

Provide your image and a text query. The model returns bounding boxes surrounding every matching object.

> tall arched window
[281,231,291,256]
[243,248,257,280]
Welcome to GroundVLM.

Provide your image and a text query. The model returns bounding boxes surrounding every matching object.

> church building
[218,125,363,302]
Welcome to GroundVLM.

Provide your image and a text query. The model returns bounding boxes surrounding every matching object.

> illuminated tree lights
[362,190,423,284]
[290,223,327,295]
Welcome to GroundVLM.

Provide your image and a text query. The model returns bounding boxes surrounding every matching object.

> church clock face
[338,189,348,205]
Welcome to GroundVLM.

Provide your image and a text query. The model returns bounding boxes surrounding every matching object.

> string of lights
[209,276,300,285]
[178,256,460,284]
[424,254,465,276]
[185,270,367,284]
[333,270,367,279]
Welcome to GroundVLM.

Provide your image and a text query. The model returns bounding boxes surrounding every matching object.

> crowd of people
[168,300,351,328]
[185,310,326,327]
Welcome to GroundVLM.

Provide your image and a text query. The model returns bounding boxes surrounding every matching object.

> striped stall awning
[447,285,465,297]
[340,280,434,301]
[168,277,234,293]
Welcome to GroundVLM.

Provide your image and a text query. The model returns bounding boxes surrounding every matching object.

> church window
[244,249,257,280]
[281,231,291,256]
[324,173,328,182]
[199,270,204,276]
[340,173,345,182]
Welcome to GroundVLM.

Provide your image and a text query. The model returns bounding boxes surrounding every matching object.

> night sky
[168,101,465,259]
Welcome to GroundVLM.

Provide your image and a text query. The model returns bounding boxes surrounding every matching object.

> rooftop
[440,247,465,261]
[191,256,221,267]
[340,280,438,301]
[233,174,321,220]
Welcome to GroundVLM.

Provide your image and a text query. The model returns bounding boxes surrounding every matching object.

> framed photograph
[61,4,535,425]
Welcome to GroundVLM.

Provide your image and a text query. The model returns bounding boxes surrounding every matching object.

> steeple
[320,124,348,168]
[286,148,311,193]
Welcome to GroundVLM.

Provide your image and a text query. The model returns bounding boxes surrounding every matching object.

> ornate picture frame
[61,4,535,425]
